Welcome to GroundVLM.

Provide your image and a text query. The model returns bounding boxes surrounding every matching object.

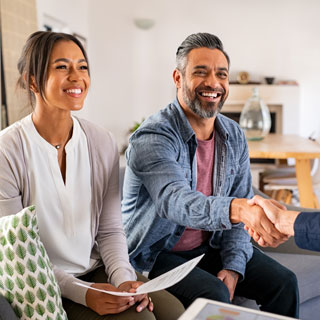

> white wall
[37,0,320,148]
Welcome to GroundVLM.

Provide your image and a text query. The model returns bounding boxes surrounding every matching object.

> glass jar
[239,87,271,140]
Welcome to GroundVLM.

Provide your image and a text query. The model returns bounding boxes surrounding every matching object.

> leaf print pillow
[0,206,67,320]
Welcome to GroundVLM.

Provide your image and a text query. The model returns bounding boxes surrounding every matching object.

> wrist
[280,211,300,236]
[230,198,246,224]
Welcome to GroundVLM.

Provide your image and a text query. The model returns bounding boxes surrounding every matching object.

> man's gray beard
[182,83,224,119]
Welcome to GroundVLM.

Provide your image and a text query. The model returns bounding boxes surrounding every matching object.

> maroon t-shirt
[172,133,214,251]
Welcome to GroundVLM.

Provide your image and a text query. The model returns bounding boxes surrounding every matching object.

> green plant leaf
[35,303,46,316]
[24,303,34,317]
[47,300,56,313]
[16,244,26,260]
[25,290,36,304]
[47,284,56,297]
[39,243,46,257]
[5,291,14,303]
[13,305,23,318]
[15,261,25,275]
[15,276,25,290]
[4,263,14,276]
[26,274,37,288]
[26,258,37,273]
[36,287,47,301]
[0,279,4,289]
[15,291,24,304]
[11,215,19,228]
[7,230,17,245]
[28,229,37,240]
[0,265,3,276]
[5,247,15,261]
[37,271,47,285]
[22,212,31,227]
[5,277,14,290]
[17,228,27,242]
[37,256,46,269]
[0,236,7,246]
[27,241,37,256]
[0,250,3,262]
[28,205,35,212]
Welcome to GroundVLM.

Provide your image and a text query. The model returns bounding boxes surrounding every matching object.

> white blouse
[20,115,96,275]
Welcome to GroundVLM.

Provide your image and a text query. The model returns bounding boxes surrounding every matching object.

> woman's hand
[85,283,135,315]
[118,281,154,313]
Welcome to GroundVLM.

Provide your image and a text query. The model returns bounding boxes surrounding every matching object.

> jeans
[149,245,299,318]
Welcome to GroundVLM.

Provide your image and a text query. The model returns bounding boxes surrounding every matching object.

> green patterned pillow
[0,206,67,320]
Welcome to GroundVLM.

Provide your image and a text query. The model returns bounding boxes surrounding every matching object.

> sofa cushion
[266,252,320,304]
[0,206,67,320]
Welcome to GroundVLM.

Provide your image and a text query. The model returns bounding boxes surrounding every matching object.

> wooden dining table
[247,134,320,208]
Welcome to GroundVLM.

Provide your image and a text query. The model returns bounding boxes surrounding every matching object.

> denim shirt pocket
[181,165,192,187]
[224,162,240,195]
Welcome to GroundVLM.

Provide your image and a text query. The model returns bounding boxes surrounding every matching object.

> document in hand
[74,254,204,296]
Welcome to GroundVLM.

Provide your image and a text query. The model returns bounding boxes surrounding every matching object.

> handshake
[230,195,301,248]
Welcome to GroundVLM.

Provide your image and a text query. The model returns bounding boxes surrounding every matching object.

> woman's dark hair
[17,31,90,106]
[176,32,230,74]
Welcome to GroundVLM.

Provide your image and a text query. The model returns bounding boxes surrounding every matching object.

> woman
[0,31,184,320]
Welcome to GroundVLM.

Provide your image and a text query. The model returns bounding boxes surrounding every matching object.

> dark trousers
[149,245,299,318]
[62,267,184,320]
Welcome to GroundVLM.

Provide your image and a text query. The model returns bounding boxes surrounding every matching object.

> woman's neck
[32,107,73,148]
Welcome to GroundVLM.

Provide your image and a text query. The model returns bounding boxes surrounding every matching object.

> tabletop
[248,134,320,159]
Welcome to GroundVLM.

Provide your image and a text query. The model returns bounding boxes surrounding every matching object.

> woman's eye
[80,65,88,70]
[56,65,67,69]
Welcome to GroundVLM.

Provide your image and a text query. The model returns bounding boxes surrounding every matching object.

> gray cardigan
[0,116,136,305]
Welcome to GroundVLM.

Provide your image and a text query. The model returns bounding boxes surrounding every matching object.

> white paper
[73,253,204,296]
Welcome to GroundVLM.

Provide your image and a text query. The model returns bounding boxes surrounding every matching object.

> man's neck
[178,100,215,141]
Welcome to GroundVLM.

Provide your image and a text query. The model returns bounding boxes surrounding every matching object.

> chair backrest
[311,137,320,185]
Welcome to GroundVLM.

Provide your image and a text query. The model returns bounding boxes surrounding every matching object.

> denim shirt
[122,99,254,279]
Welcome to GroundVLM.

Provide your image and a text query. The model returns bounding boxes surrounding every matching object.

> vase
[239,87,271,141]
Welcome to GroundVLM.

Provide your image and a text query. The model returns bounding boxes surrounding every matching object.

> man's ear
[173,69,182,89]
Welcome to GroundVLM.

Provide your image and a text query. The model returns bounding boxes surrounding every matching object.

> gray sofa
[120,166,320,319]
[2,172,318,319]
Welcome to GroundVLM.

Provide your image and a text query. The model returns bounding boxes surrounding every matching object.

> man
[248,195,320,252]
[122,33,299,318]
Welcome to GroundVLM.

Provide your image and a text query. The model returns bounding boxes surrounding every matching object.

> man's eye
[218,72,228,78]
[195,71,206,76]
[80,65,88,70]
[56,65,67,69]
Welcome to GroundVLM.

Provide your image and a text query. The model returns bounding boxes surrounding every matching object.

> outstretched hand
[231,198,287,247]
[245,195,300,246]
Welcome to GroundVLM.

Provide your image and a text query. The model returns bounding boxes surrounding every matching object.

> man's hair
[176,32,230,74]
[17,31,90,106]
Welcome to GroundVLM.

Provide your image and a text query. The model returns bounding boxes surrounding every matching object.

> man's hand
[118,281,153,313]
[217,269,239,301]
[86,283,135,315]
[247,195,300,237]
[230,198,287,247]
